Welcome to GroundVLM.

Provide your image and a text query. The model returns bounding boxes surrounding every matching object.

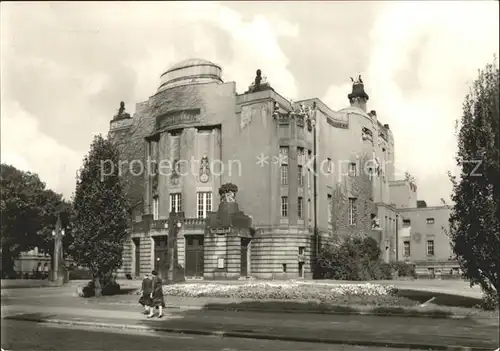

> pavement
[2,286,499,351]
[3,319,400,351]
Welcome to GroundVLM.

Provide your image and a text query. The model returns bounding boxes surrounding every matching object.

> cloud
[322,1,499,205]
[1,1,299,198]
[1,100,82,199]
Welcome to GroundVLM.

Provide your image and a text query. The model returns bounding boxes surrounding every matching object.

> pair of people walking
[138,270,165,318]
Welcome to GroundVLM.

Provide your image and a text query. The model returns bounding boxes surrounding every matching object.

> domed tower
[157,58,223,92]
[348,75,369,112]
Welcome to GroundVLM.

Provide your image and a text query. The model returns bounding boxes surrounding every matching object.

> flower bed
[163,282,416,306]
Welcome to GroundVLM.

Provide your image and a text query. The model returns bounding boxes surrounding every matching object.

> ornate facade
[109,58,451,280]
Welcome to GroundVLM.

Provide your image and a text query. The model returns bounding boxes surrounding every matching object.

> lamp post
[51,214,66,283]
[166,212,184,283]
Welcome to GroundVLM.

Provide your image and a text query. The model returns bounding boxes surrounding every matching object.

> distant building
[393,181,458,276]
[109,58,455,280]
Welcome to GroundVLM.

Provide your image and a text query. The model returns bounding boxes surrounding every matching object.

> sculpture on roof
[350,75,363,85]
[247,69,272,93]
[114,101,131,120]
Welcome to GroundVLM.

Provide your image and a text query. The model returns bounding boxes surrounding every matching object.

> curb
[5,314,493,351]
[111,300,478,320]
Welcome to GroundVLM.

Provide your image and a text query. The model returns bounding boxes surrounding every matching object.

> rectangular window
[298,197,303,218]
[308,198,312,221]
[281,196,288,217]
[298,165,303,187]
[327,194,333,223]
[279,146,289,165]
[280,165,288,185]
[197,192,212,219]
[403,219,411,227]
[299,246,305,255]
[403,241,411,257]
[152,197,159,220]
[307,150,312,189]
[325,157,332,174]
[426,218,435,224]
[170,193,182,213]
[348,162,357,177]
[427,240,435,256]
[297,147,305,165]
[348,198,357,225]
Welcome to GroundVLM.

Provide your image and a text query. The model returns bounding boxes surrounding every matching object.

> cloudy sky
[1,1,498,205]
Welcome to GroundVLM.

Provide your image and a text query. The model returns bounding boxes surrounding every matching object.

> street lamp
[51,215,66,283]
[167,215,183,283]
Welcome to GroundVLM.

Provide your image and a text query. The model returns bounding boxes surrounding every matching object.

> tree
[449,59,500,308]
[70,134,130,296]
[0,164,70,277]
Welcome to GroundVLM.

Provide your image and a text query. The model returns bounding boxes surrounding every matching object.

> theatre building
[108,58,450,280]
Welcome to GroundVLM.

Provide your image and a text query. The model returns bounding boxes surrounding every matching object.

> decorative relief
[361,127,373,142]
[240,105,252,130]
[151,162,159,196]
[219,183,238,203]
[371,214,381,230]
[199,155,210,183]
[170,159,181,186]
[272,101,280,120]
[155,108,201,131]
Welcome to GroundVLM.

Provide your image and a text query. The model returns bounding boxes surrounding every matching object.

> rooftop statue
[114,101,131,120]
[350,75,363,85]
[247,69,271,93]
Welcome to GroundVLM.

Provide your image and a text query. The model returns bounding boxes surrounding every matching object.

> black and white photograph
[1,1,499,350]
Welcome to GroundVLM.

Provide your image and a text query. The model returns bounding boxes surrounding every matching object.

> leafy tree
[0,164,70,277]
[70,134,130,296]
[449,59,500,309]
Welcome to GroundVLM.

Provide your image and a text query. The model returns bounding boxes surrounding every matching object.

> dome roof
[158,58,223,92]
[166,58,221,72]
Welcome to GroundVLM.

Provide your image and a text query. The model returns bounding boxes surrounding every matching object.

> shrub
[391,262,416,278]
[479,288,499,311]
[317,236,388,280]
[77,279,121,298]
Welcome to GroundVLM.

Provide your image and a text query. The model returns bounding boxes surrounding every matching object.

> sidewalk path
[3,302,498,350]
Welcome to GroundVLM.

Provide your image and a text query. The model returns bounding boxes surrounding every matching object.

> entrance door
[153,236,168,279]
[298,262,304,278]
[240,238,251,277]
[185,235,204,277]
[133,238,141,277]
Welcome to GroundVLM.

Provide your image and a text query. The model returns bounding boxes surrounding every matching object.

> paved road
[1,319,402,351]
[2,285,498,350]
